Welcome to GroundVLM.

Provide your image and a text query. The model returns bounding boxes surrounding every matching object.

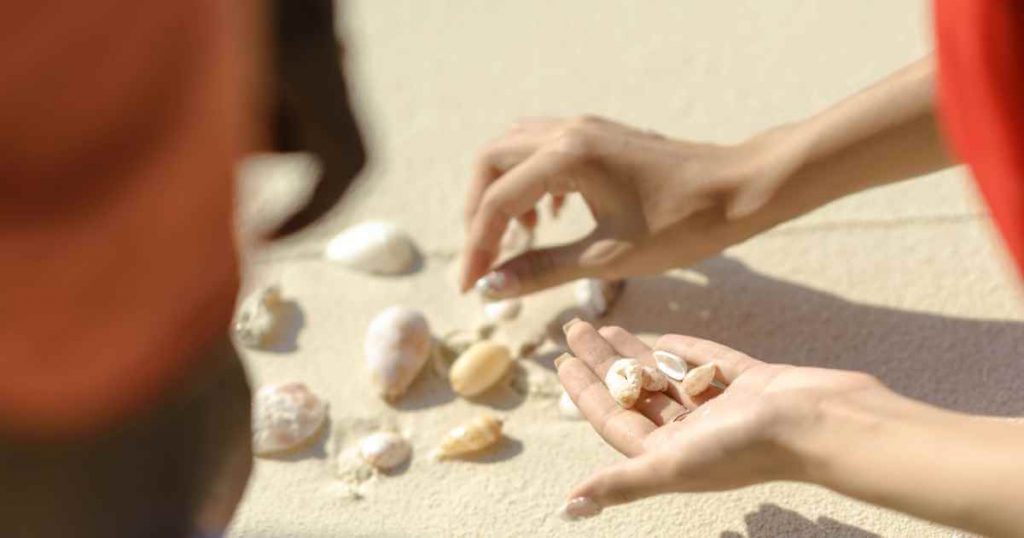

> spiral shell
[364,306,432,401]
[432,414,504,460]
[448,341,512,397]
[682,362,717,396]
[604,358,644,408]
[325,221,418,275]
[574,278,625,318]
[358,431,412,471]
[252,382,327,456]
[233,285,283,349]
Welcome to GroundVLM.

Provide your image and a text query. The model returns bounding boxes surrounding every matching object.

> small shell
[641,366,669,392]
[233,286,283,348]
[365,306,433,401]
[558,391,583,420]
[574,278,625,318]
[252,382,327,456]
[449,341,513,397]
[325,221,418,275]
[653,350,688,381]
[682,362,717,396]
[358,432,412,471]
[336,446,376,494]
[433,414,503,460]
[482,298,522,323]
[604,358,644,408]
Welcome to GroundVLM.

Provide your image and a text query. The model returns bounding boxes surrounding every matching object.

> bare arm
[461,56,956,298]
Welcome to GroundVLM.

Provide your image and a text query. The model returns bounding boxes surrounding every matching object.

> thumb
[474,240,597,300]
[558,452,677,521]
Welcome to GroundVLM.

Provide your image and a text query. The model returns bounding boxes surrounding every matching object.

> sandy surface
[227,1,1021,536]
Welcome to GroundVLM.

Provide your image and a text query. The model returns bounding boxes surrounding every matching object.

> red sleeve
[934,1,1024,275]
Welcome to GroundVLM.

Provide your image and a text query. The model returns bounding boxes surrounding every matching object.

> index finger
[459,150,576,291]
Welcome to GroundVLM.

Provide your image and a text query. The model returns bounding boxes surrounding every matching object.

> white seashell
[336,446,376,491]
[482,298,522,323]
[682,362,717,396]
[233,286,283,349]
[574,278,625,318]
[604,358,644,408]
[558,390,583,420]
[432,414,503,460]
[325,221,418,275]
[364,306,433,401]
[252,382,327,456]
[449,341,512,397]
[641,365,669,392]
[653,350,688,381]
[358,432,412,471]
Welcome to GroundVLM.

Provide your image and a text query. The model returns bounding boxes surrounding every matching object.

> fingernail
[553,352,572,369]
[474,270,519,299]
[558,497,601,521]
[562,317,582,334]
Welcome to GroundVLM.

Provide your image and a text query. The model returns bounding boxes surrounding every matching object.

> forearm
[733,56,955,229]
[793,387,1024,537]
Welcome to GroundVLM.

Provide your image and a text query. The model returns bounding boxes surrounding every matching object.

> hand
[460,116,806,298]
[554,320,886,520]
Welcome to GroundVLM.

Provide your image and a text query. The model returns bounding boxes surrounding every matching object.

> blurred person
[460,2,1024,536]
[0,0,363,536]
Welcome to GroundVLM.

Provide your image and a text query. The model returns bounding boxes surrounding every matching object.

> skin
[463,56,1024,535]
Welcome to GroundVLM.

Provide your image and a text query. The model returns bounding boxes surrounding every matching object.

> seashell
[682,362,717,396]
[233,285,283,349]
[252,382,327,456]
[358,431,412,471]
[325,221,418,275]
[653,350,688,381]
[574,278,625,318]
[604,358,644,408]
[641,365,669,392]
[335,446,375,496]
[449,341,513,397]
[559,390,583,420]
[432,414,503,460]
[482,298,522,323]
[365,306,433,401]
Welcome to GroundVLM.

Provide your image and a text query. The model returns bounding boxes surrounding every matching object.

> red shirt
[935,1,1024,273]
[0,0,260,438]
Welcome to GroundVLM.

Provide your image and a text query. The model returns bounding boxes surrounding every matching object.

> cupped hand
[554,320,885,520]
[460,116,803,298]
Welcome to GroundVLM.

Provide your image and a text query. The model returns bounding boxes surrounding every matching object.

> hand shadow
[588,256,1024,417]
[721,503,881,538]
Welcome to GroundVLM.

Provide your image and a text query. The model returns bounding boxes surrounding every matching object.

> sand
[226,1,1020,536]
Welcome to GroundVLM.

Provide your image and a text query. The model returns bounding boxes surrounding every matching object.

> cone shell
[252,382,327,456]
[682,362,717,396]
[434,414,503,460]
[449,341,512,397]
[325,221,417,275]
[364,306,432,400]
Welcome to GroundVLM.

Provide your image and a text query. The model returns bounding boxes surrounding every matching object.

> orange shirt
[0,1,260,438]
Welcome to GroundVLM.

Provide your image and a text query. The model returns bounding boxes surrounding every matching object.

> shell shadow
[720,503,881,538]
[265,299,305,354]
[454,435,524,465]
[260,415,331,462]
[387,368,456,411]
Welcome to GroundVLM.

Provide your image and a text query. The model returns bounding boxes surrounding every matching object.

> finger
[653,334,763,385]
[556,354,655,456]
[561,451,678,519]
[460,150,579,292]
[597,326,687,425]
[475,238,599,299]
